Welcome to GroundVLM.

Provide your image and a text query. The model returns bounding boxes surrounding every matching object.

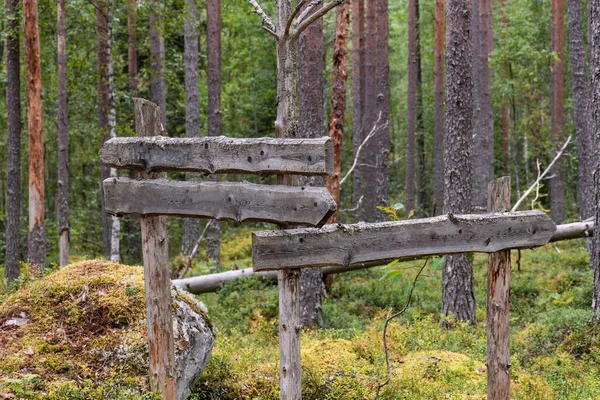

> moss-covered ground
[1,231,600,399]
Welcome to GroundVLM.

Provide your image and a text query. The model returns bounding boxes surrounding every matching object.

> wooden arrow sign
[103,177,336,227]
[252,211,557,271]
[100,136,333,176]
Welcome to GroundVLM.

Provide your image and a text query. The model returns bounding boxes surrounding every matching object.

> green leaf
[393,202,404,210]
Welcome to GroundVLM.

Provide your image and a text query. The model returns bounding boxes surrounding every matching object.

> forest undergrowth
[192,233,600,399]
[1,232,599,399]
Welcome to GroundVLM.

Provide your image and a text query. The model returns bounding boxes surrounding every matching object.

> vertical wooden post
[487,176,511,400]
[278,268,302,400]
[134,98,176,400]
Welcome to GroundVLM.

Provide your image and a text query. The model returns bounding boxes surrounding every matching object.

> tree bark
[150,0,166,127]
[351,0,365,221]
[127,0,141,264]
[376,0,390,219]
[471,0,494,209]
[589,0,600,319]
[568,0,593,221]
[57,0,69,266]
[502,103,509,175]
[327,2,349,224]
[433,0,445,216]
[181,0,201,259]
[298,4,326,328]
[354,0,379,222]
[442,0,475,324]
[24,0,46,269]
[207,0,222,270]
[5,0,22,283]
[551,0,566,224]
[97,2,111,259]
[406,0,418,214]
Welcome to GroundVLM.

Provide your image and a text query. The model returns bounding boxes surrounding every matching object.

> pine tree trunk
[351,0,365,220]
[24,0,46,269]
[442,0,475,324]
[57,0,70,266]
[568,0,593,220]
[181,0,201,259]
[127,0,141,264]
[551,0,566,224]
[327,2,349,224]
[150,0,166,127]
[5,0,22,283]
[97,3,111,259]
[355,0,379,222]
[376,0,390,220]
[207,0,221,270]
[298,5,326,328]
[589,0,600,319]
[406,0,418,214]
[502,103,509,176]
[412,0,427,216]
[433,0,445,216]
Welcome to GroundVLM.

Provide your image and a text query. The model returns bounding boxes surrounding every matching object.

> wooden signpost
[252,180,557,400]
[101,98,335,400]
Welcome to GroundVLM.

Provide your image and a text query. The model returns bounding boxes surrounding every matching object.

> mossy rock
[0,260,215,399]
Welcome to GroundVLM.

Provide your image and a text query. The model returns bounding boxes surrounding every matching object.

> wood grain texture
[133,98,176,400]
[103,177,336,226]
[252,211,556,271]
[100,136,334,176]
[487,177,511,400]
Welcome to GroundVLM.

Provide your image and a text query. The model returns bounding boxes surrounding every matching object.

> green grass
[193,238,600,399]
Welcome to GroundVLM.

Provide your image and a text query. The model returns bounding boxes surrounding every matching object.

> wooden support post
[278,269,302,400]
[134,98,176,400]
[487,177,511,400]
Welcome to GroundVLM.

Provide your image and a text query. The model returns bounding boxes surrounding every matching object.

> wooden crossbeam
[252,211,557,271]
[100,136,334,176]
[103,177,336,227]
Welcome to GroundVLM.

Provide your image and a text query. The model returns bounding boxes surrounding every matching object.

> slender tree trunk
[412,0,427,216]
[150,0,166,127]
[589,0,600,319]
[551,0,566,224]
[406,0,418,214]
[327,2,349,224]
[5,0,22,283]
[442,0,475,324]
[181,0,201,258]
[207,0,221,270]
[298,4,326,327]
[376,0,390,219]
[502,103,509,175]
[97,2,111,259]
[568,0,593,220]
[106,1,120,263]
[127,0,141,264]
[351,0,365,220]
[354,0,379,221]
[471,0,494,209]
[57,0,69,266]
[24,0,46,269]
[433,0,445,215]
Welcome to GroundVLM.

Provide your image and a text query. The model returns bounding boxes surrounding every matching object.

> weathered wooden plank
[133,98,176,400]
[487,177,511,400]
[278,269,301,400]
[103,177,336,226]
[252,211,557,271]
[100,136,334,176]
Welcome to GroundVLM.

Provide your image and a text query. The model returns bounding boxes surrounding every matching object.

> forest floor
[1,232,600,399]
[192,231,600,399]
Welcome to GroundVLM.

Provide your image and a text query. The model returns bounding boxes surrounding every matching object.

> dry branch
[249,0,276,33]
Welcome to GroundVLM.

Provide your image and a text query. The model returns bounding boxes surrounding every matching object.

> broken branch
[293,0,344,38]
[249,0,276,35]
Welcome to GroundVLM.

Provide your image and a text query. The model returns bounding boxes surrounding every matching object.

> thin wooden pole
[487,176,511,399]
[134,98,176,400]
[278,269,302,399]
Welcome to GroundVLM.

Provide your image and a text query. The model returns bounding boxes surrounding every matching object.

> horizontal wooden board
[103,177,336,226]
[252,211,557,271]
[100,136,333,176]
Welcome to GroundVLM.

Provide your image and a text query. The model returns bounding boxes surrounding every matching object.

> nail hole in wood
[308,155,312,162]
[314,202,318,207]
[248,156,252,163]
[260,150,264,156]
[204,143,208,149]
